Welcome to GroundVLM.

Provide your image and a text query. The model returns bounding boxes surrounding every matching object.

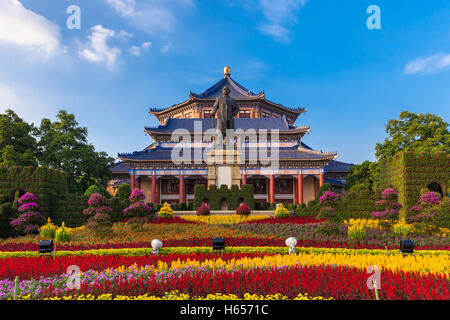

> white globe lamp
[151,239,163,255]
[285,237,297,255]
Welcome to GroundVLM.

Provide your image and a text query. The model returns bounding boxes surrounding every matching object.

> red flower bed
[0,253,267,279]
[244,217,325,224]
[1,238,448,252]
[121,217,198,224]
[42,265,449,300]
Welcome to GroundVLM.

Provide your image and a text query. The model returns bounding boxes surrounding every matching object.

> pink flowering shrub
[236,202,251,216]
[317,191,338,221]
[122,189,153,219]
[17,193,38,205]
[196,202,211,216]
[380,188,398,201]
[129,189,145,203]
[370,188,401,220]
[406,191,442,224]
[10,193,44,234]
[420,192,441,206]
[319,191,338,205]
[83,193,113,216]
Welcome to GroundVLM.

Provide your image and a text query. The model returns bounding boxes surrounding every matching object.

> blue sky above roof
[0,0,449,164]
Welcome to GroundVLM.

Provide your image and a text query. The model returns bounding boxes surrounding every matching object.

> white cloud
[142,42,152,49]
[404,53,450,75]
[104,0,194,35]
[0,0,60,54]
[161,42,172,53]
[79,25,121,70]
[259,24,290,42]
[257,0,307,42]
[128,41,152,56]
[105,0,136,16]
[0,85,20,109]
[117,30,134,39]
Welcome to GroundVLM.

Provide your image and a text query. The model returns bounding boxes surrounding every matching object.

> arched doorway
[427,182,443,198]
[220,198,228,210]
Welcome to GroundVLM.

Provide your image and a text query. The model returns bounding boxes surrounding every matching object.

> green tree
[35,110,114,194]
[115,183,131,200]
[375,111,449,160]
[346,161,379,191]
[0,109,37,166]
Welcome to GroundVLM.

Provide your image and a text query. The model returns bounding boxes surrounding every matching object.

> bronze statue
[211,86,239,144]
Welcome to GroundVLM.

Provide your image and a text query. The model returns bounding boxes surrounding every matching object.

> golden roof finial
[224,66,231,77]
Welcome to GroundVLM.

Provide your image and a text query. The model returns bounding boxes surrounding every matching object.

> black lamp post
[39,240,54,254]
[212,237,225,251]
[400,239,414,254]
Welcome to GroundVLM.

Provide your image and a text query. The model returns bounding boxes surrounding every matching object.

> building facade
[110,67,352,205]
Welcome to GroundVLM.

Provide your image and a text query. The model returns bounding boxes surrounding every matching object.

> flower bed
[3,265,448,300]
[180,215,269,224]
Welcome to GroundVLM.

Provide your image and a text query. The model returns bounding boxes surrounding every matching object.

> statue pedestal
[206,149,242,189]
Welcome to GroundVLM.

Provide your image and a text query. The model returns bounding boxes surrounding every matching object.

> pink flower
[129,189,146,203]
[88,193,106,207]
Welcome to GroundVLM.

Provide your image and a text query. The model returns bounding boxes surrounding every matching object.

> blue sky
[0,0,449,164]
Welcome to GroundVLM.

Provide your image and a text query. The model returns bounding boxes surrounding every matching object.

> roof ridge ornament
[224,66,231,77]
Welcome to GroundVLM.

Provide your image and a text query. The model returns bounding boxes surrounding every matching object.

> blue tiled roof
[118,146,335,161]
[190,75,261,99]
[324,177,346,186]
[145,117,308,133]
[109,161,130,173]
[325,160,353,172]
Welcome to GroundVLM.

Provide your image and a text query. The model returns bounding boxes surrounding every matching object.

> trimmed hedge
[379,151,449,219]
[0,166,132,235]
[194,184,254,210]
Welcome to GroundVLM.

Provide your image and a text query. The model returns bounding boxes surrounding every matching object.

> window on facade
[239,110,251,118]
[248,178,267,194]
[161,178,179,194]
[203,110,211,118]
[275,178,293,194]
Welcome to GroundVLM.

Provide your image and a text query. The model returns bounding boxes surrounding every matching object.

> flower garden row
[2,258,448,300]
[2,188,448,300]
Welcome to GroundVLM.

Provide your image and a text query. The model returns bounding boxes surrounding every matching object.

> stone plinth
[206,149,242,188]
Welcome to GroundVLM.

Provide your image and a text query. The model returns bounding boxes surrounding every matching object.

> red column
[314,178,319,198]
[179,173,186,203]
[294,177,298,204]
[297,173,303,204]
[269,175,275,203]
[130,174,135,190]
[151,173,156,204]
[319,172,324,187]
[155,178,160,204]
[242,173,247,186]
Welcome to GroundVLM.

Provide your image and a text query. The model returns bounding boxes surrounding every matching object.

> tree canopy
[0,109,114,194]
[349,111,447,190]
[345,161,379,192]
[0,109,37,166]
[375,111,449,160]
[35,110,114,194]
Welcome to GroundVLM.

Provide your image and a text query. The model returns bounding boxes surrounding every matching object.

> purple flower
[419,192,440,206]
[88,193,106,207]
[319,191,338,204]
[129,189,146,203]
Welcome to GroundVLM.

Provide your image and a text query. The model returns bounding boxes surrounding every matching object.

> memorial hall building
[109,67,352,205]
